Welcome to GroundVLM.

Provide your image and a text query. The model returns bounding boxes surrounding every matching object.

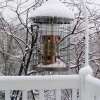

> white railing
[86,75,100,100]
[0,67,100,100]
[0,75,79,100]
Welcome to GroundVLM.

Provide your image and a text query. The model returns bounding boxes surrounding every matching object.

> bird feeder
[30,0,74,70]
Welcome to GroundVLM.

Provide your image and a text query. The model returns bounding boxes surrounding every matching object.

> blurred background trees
[0,0,100,77]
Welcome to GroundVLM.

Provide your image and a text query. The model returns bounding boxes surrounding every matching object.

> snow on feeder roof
[30,0,74,24]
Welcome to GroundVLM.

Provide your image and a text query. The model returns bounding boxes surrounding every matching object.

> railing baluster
[86,88,94,100]
[39,90,44,100]
[5,90,10,100]
[56,89,61,100]
[72,89,77,100]
[22,90,27,100]
[95,95,100,100]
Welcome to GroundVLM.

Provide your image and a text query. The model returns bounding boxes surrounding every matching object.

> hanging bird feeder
[30,0,74,71]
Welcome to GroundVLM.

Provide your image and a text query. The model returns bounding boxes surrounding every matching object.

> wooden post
[79,66,93,100]
[72,89,77,100]
[39,90,44,100]
[22,90,27,100]
[5,90,10,100]
[56,89,61,100]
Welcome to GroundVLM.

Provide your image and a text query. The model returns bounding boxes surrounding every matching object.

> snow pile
[37,59,66,68]
[31,0,74,19]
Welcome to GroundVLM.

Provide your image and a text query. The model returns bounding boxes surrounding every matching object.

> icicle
[80,0,89,66]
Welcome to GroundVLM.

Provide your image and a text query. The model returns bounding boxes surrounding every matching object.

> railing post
[5,90,10,100]
[96,95,100,100]
[39,90,44,100]
[79,65,93,100]
[56,89,61,100]
[72,89,77,100]
[22,90,28,100]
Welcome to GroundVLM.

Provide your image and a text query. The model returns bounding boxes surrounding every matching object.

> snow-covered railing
[0,67,100,100]
[0,75,79,100]
[86,75,100,100]
[79,66,100,100]
[0,75,79,90]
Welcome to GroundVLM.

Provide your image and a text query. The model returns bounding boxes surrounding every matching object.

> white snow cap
[31,0,74,19]
[79,65,93,76]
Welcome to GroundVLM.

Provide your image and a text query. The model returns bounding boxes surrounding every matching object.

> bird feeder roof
[30,0,74,24]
